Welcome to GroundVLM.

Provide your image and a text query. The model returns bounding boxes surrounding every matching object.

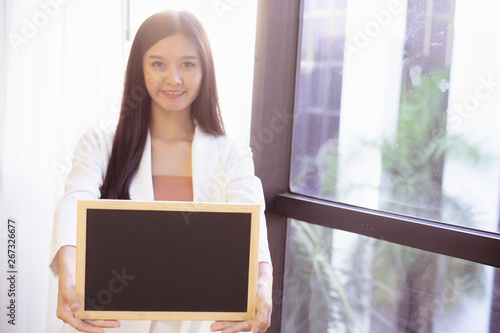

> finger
[69,301,81,313]
[248,311,271,333]
[64,314,106,333]
[59,277,81,312]
[250,313,268,333]
[253,296,272,331]
[210,321,250,332]
[58,297,120,332]
[63,313,120,333]
[57,290,78,322]
[84,319,122,328]
[251,322,269,333]
[254,302,270,324]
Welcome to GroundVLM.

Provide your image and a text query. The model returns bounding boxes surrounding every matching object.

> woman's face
[143,33,203,116]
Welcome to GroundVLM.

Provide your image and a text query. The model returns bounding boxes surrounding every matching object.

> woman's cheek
[144,73,162,90]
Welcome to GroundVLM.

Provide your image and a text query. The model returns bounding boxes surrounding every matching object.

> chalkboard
[75,200,260,321]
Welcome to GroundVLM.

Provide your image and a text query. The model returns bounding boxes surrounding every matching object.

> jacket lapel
[192,127,222,202]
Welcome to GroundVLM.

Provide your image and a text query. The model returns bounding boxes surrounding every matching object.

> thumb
[69,300,81,313]
[67,288,81,313]
[61,279,81,313]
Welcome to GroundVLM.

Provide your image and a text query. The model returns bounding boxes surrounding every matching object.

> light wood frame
[75,199,260,321]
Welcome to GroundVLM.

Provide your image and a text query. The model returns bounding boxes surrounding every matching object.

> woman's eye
[181,62,195,68]
[152,61,164,68]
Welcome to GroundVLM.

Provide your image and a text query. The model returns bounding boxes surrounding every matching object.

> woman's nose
[165,67,182,85]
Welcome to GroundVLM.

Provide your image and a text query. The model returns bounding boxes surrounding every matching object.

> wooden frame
[251,0,301,331]
[75,200,260,321]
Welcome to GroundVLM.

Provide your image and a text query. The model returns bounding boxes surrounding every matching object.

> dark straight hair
[100,10,225,199]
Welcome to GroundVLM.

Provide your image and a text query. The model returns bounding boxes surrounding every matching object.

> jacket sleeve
[223,139,272,267]
[49,129,111,276]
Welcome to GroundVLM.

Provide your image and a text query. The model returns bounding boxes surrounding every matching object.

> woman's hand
[56,246,121,333]
[211,262,273,333]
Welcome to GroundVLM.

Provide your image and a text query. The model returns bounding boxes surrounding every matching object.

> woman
[50,10,272,333]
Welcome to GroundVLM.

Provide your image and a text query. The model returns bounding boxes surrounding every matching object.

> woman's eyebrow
[147,55,199,60]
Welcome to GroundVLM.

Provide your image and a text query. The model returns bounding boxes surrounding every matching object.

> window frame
[251,1,500,332]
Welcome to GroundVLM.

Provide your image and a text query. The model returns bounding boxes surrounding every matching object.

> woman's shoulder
[213,133,255,166]
[208,132,250,154]
[74,126,117,159]
[79,126,116,146]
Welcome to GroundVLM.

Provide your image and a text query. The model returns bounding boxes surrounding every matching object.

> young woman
[50,10,272,333]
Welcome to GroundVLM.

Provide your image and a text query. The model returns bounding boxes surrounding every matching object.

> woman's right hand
[56,246,121,333]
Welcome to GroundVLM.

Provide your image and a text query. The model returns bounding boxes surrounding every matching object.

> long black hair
[100,10,225,199]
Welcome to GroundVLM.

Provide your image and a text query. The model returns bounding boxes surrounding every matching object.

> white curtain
[1,1,258,331]
[1,1,124,332]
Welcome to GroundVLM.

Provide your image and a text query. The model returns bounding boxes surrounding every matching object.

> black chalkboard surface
[75,200,260,321]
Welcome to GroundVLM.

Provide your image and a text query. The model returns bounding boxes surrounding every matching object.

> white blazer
[49,126,271,275]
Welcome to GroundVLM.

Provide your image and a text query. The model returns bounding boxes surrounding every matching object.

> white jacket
[49,126,272,275]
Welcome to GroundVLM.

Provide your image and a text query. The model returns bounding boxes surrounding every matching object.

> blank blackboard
[75,200,260,321]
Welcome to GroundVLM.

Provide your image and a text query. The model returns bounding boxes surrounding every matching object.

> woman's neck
[149,106,195,142]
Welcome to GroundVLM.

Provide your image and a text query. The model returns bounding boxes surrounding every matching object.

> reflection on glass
[283,220,495,333]
[287,1,500,331]
[290,0,500,233]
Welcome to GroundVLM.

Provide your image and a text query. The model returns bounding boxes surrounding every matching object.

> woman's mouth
[161,90,185,99]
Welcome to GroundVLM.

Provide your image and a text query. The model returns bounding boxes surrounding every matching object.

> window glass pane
[290,0,500,233]
[283,219,499,333]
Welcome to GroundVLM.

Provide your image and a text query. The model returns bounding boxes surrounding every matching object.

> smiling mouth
[162,90,185,96]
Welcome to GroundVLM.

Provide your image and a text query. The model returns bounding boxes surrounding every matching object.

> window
[290,0,500,232]
[250,0,500,332]
[284,220,496,332]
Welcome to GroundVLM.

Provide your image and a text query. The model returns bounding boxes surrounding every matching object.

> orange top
[152,175,193,202]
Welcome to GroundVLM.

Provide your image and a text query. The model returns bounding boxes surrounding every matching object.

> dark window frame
[250,1,500,332]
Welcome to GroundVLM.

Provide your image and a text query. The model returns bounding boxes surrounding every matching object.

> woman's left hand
[211,262,273,333]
